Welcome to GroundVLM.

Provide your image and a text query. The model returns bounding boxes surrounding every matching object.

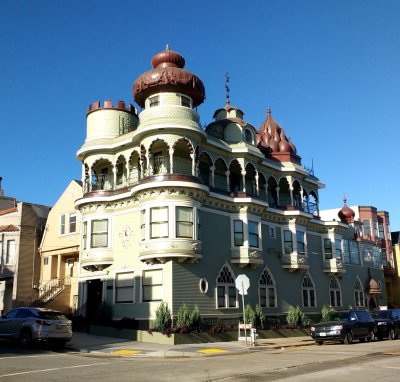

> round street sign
[235,274,250,295]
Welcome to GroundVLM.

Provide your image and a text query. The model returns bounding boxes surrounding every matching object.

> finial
[343,193,347,205]
[225,72,230,105]
[267,106,271,115]
[165,44,170,50]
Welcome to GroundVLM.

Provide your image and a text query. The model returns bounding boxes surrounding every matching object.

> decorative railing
[280,252,309,271]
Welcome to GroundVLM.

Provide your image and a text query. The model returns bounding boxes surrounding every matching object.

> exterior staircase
[20,276,71,307]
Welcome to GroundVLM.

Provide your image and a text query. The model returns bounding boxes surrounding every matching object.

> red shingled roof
[0,224,19,232]
[0,207,18,216]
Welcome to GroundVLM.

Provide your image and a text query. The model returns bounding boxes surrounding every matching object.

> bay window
[91,219,108,248]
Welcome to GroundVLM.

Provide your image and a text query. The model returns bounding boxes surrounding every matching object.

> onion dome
[133,45,205,108]
[257,108,297,155]
[367,278,382,295]
[338,196,355,223]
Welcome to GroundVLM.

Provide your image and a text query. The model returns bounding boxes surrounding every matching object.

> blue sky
[1,0,399,230]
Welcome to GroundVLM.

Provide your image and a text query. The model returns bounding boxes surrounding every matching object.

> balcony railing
[322,258,346,274]
[280,252,309,271]
[231,248,264,268]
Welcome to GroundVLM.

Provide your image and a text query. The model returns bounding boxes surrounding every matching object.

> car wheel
[377,335,384,341]
[315,340,323,346]
[367,330,375,342]
[389,328,396,340]
[19,329,32,349]
[52,340,67,349]
[344,331,353,344]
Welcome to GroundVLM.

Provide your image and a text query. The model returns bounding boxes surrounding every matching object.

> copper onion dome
[338,196,355,223]
[133,46,206,108]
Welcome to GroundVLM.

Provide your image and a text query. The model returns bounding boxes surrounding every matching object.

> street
[1,339,400,381]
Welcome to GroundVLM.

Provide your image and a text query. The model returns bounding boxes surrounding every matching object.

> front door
[86,279,103,321]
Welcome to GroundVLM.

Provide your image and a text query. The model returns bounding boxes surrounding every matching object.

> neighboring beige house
[39,180,82,315]
[0,180,50,314]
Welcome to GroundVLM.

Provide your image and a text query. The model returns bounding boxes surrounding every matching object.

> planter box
[89,325,310,345]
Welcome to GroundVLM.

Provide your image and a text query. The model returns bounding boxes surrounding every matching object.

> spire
[225,72,230,105]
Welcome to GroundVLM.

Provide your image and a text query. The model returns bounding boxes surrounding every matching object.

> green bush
[153,302,172,332]
[286,305,306,326]
[244,304,256,327]
[255,304,266,329]
[176,303,191,328]
[321,305,335,321]
[190,305,202,331]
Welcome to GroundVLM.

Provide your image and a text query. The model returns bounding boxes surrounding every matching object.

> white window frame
[6,240,16,264]
[269,226,276,239]
[216,264,238,309]
[180,95,191,108]
[82,217,111,250]
[142,268,164,302]
[329,276,342,307]
[60,212,77,235]
[60,214,66,235]
[354,277,365,307]
[259,267,277,308]
[302,272,317,308]
[149,95,160,107]
[230,214,261,250]
[296,231,306,254]
[114,271,135,304]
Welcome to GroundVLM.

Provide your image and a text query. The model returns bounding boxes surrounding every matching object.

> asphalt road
[1,339,400,381]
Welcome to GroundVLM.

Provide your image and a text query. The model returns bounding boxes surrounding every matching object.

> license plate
[56,324,65,329]
[319,332,326,337]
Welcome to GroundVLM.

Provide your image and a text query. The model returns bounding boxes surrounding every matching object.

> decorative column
[191,153,196,176]
[255,172,259,195]
[289,186,294,206]
[113,164,117,190]
[225,170,230,192]
[210,165,215,187]
[241,171,246,193]
[276,186,280,206]
[169,148,174,174]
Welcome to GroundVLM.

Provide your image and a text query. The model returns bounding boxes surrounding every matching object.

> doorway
[86,279,103,321]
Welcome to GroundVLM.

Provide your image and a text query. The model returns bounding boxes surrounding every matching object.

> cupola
[133,45,206,108]
[338,196,355,223]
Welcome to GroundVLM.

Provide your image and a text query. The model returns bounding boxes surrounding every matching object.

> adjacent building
[73,47,387,327]
[0,179,50,313]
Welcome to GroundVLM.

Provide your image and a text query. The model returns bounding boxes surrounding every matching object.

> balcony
[322,258,346,274]
[280,252,309,271]
[139,239,202,264]
[231,248,264,268]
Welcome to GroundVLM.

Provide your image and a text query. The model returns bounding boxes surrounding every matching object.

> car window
[331,312,349,321]
[350,312,358,321]
[16,309,35,318]
[4,310,18,319]
[371,311,387,319]
[38,311,67,320]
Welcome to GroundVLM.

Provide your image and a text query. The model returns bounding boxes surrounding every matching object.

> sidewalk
[67,332,315,358]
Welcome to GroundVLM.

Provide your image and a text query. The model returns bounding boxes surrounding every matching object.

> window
[43,257,49,266]
[216,265,237,308]
[176,207,193,238]
[329,277,342,307]
[350,241,361,264]
[354,277,365,307]
[373,220,378,238]
[115,272,134,303]
[335,239,342,259]
[379,223,385,239]
[149,95,159,107]
[244,129,253,144]
[363,220,371,237]
[283,230,293,254]
[6,240,16,264]
[324,238,332,259]
[69,213,76,233]
[248,221,259,247]
[302,273,316,307]
[382,249,388,266]
[60,214,66,235]
[259,268,276,307]
[91,219,108,248]
[181,95,191,108]
[233,220,244,246]
[372,246,382,268]
[297,231,305,254]
[142,269,163,302]
[150,207,169,239]
[82,222,87,250]
[269,226,276,238]
[141,210,146,241]
[343,239,351,263]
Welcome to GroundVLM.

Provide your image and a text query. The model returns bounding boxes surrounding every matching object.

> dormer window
[244,129,253,144]
[149,95,160,107]
[181,95,191,108]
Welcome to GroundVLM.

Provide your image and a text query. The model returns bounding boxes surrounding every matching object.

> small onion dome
[256,107,297,155]
[367,278,382,295]
[338,196,355,223]
[133,46,206,108]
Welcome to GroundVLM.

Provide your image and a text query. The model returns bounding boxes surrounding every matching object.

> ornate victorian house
[75,47,386,325]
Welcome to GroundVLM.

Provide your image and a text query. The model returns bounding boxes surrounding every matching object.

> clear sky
[1,0,399,230]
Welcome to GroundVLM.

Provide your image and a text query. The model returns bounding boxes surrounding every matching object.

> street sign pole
[241,281,247,346]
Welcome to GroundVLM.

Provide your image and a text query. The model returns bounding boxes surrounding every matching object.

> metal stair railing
[20,275,71,307]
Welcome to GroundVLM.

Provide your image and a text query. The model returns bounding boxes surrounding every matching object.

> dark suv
[371,309,400,340]
[310,310,376,345]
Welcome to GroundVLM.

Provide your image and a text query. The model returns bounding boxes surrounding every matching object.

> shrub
[286,305,306,327]
[176,304,191,328]
[255,304,266,329]
[321,305,335,321]
[190,305,202,331]
[244,304,256,327]
[153,302,172,332]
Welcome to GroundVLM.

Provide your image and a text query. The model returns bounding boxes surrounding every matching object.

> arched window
[302,272,316,307]
[259,268,277,307]
[216,265,237,308]
[244,129,253,144]
[354,277,365,307]
[329,276,342,307]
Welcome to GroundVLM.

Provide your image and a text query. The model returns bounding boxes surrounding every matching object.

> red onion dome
[338,196,355,223]
[133,46,205,108]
